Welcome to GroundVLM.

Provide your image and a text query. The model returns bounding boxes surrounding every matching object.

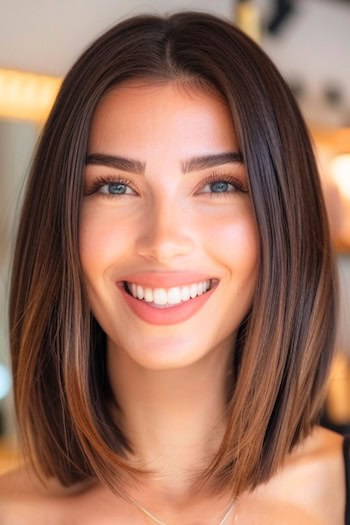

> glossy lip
[118,271,219,289]
[117,280,219,325]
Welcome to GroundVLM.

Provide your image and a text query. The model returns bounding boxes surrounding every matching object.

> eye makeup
[84,170,249,199]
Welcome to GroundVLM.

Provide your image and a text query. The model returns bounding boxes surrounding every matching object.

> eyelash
[85,171,248,200]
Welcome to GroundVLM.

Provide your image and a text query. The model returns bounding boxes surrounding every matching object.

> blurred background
[0,0,349,474]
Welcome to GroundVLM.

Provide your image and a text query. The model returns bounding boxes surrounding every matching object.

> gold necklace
[130,498,236,525]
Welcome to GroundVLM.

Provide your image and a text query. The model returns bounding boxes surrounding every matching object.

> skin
[0,80,346,524]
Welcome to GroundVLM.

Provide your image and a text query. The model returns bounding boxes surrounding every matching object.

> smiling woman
[80,82,257,337]
[0,10,348,525]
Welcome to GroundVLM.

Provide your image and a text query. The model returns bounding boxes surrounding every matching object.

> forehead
[87,79,239,156]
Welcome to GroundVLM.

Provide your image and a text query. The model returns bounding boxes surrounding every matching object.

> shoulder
[0,464,137,525]
[0,464,84,524]
[254,425,346,524]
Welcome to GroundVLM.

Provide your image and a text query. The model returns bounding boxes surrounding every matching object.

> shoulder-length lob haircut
[10,11,338,498]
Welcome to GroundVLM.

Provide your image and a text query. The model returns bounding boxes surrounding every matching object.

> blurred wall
[0,0,349,101]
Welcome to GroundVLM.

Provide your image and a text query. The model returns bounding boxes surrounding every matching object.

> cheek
[201,209,259,275]
[79,207,131,278]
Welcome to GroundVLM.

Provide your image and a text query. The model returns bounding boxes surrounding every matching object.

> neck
[106,338,233,502]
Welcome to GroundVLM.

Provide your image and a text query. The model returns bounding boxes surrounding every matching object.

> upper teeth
[126,279,212,305]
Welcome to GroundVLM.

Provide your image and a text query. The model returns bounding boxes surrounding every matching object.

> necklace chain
[131,498,236,525]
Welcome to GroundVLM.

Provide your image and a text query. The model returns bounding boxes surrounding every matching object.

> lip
[118,271,219,288]
[117,280,219,325]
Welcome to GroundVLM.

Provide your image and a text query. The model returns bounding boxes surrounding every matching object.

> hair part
[9,11,338,499]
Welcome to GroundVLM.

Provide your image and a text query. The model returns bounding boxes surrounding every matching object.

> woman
[0,11,348,524]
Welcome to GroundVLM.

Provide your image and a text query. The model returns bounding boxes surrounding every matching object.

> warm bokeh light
[235,1,261,43]
[331,153,350,199]
[0,68,61,122]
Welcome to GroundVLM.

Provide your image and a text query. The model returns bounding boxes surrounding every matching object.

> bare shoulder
[254,425,346,525]
[0,465,140,525]
[0,462,73,497]
[287,424,345,480]
[0,464,85,524]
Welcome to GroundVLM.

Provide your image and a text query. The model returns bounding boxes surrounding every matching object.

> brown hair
[9,11,338,498]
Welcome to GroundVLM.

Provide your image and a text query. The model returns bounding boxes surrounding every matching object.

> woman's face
[80,80,259,369]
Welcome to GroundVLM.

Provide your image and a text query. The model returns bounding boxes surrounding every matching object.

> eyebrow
[85,151,243,174]
[85,153,145,174]
[182,152,243,173]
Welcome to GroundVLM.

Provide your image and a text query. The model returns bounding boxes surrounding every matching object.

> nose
[135,197,195,263]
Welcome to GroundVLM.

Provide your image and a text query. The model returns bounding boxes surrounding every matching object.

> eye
[200,172,248,197]
[85,176,135,198]
[100,180,132,195]
[84,172,249,199]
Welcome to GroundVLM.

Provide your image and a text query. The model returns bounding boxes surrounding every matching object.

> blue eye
[200,172,248,197]
[100,182,130,195]
[85,172,248,199]
[203,180,234,195]
[212,181,229,192]
[86,176,134,198]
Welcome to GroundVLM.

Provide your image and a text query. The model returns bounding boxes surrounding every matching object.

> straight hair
[9,11,338,498]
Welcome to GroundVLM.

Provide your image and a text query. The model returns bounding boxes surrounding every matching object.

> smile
[124,279,217,306]
[117,279,219,325]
